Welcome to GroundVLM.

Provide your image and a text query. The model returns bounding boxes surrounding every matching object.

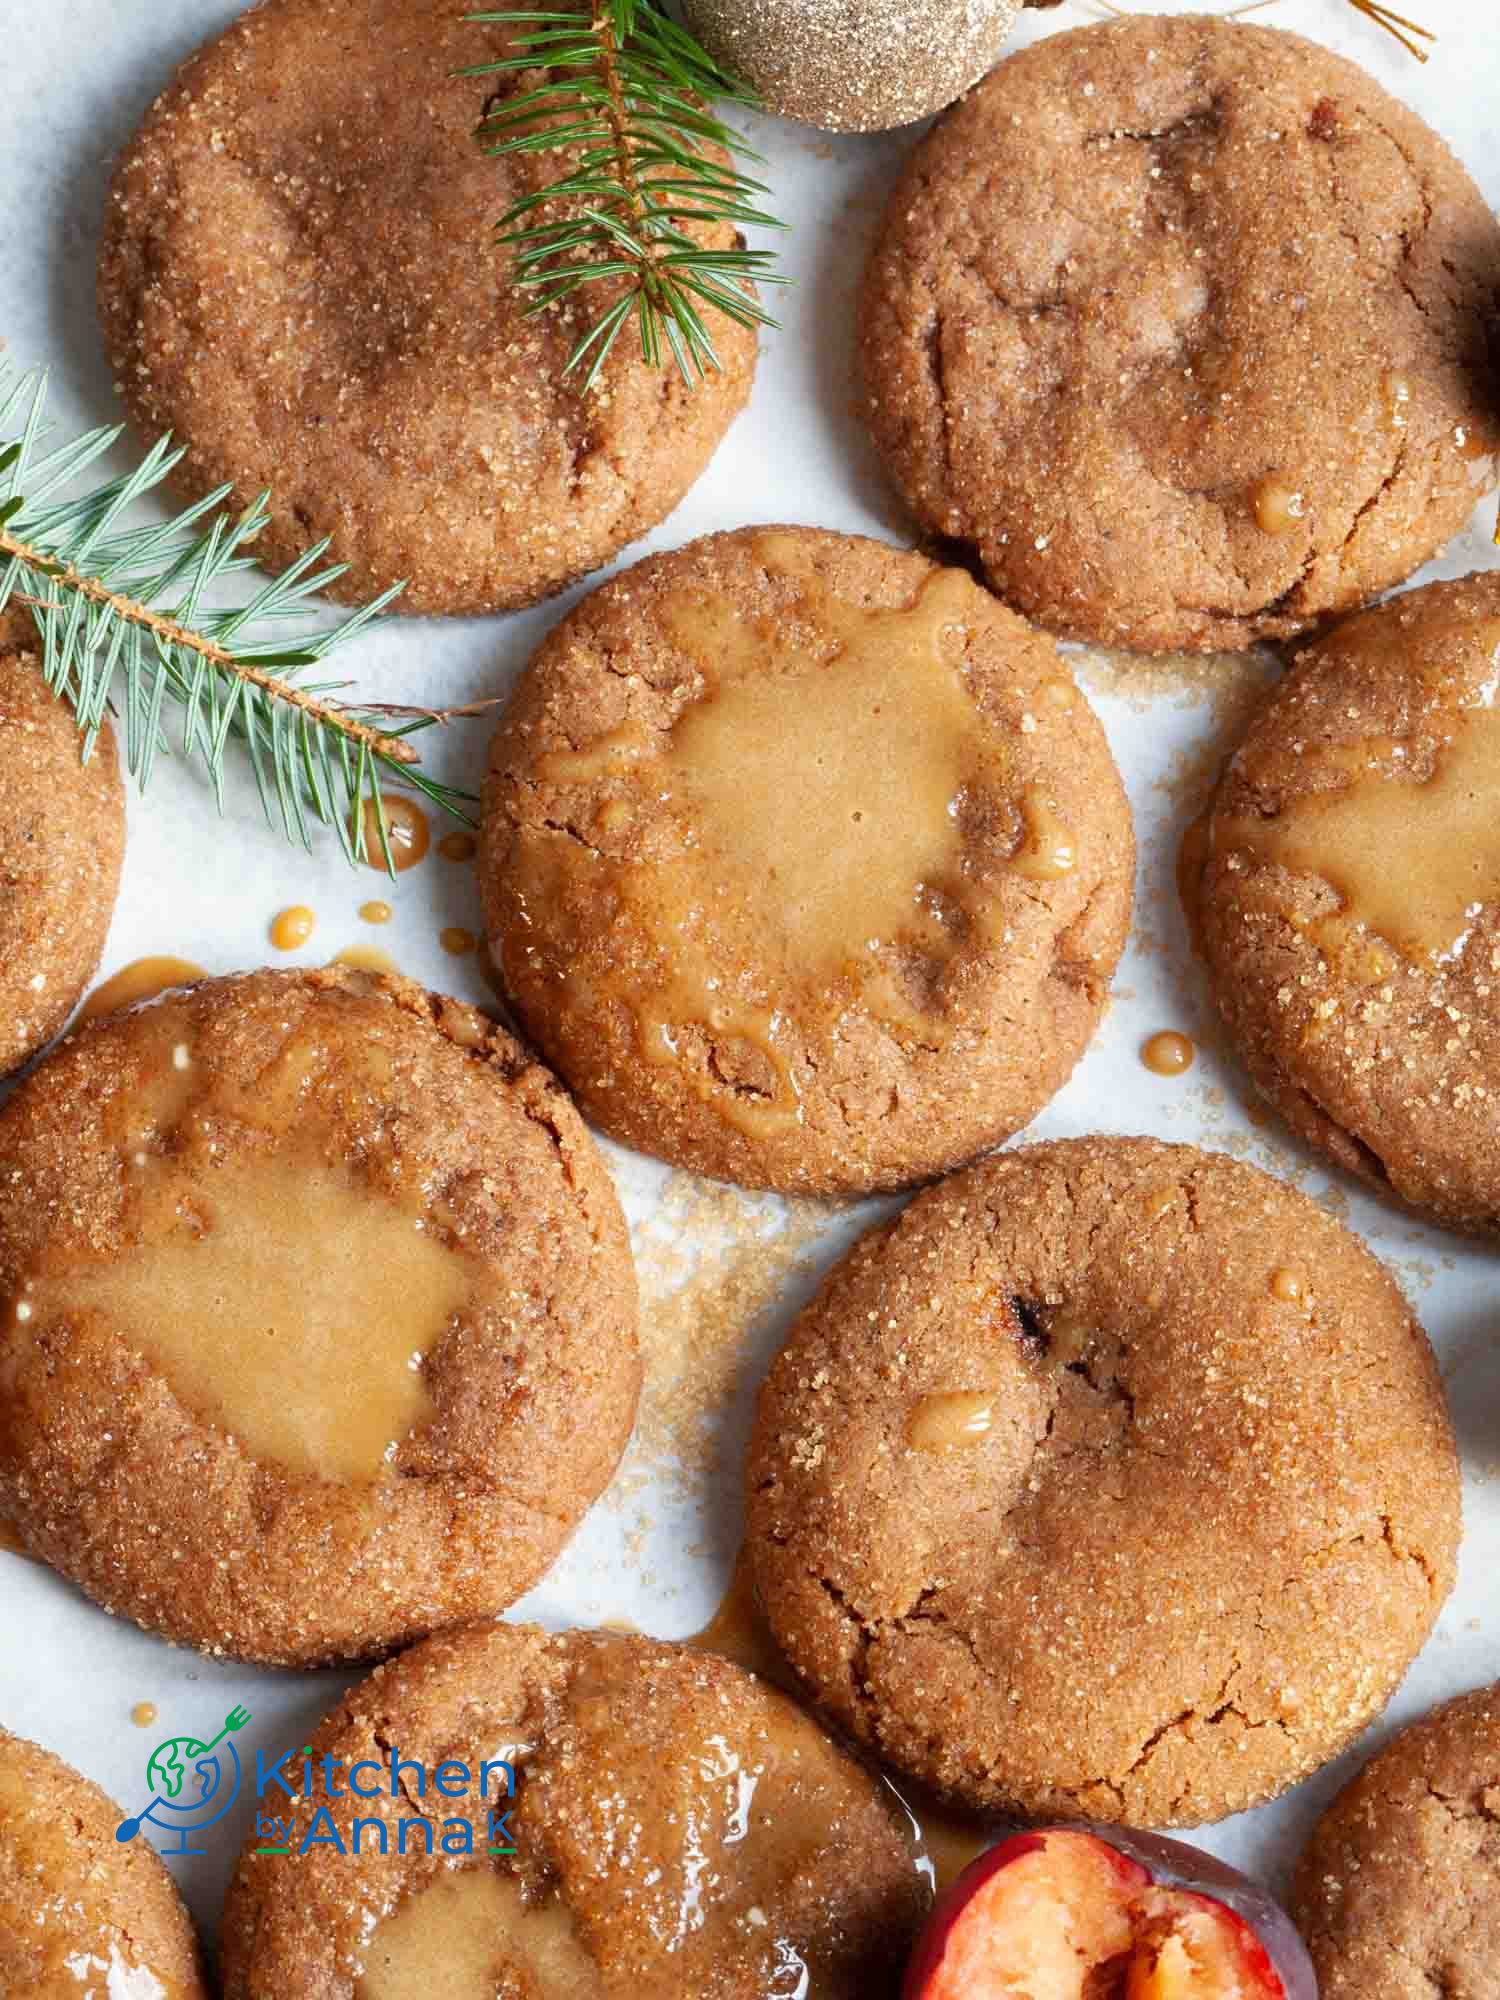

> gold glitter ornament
[678,0,1041,133]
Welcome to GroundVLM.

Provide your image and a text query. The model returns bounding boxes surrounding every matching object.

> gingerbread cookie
[0,613,124,1077]
[859,16,1500,652]
[479,526,1133,1194]
[221,1625,927,1998]
[0,967,639,1665]
[97,0,756,616]
[1189,571,1500,1236]
[1292,1685,1500,2000]
[0,1727,207,1997]
[747,1136,1459,1825]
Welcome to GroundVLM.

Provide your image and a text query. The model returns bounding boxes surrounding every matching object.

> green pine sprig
[464,0,786,392]
[0,370,473,869]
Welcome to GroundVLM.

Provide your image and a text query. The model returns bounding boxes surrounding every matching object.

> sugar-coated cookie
[0,613,124,1077]
[98,0,756,616]
[480,526,1133,1194]
[1190,571,1500,1236]
[859,17,1500,652]
[0,967,639,1665]
[221,1625,928,1998]
[0,1727,207,1998]
[747,1136,1459,1825]
[1292,1685,1500,2000]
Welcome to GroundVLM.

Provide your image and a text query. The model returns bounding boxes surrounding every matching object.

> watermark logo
[253,1743,517,1861]
[114,1704,251,1856]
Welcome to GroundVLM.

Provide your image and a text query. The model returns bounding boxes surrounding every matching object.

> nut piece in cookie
[1292,1684,1500,2000]
[747,1136,1459,1825]
[481,526,1134,1195]
[97,0,757,616]
[0,1727,207,1997]
[221,1626,929,2000]
[0,613,124,1076]
[859,16,1500,652]
[0,967,640,1666]
[1190,570,1500,1236]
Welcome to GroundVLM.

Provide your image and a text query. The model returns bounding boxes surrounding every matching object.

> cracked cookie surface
[858,15,1500,654]
[746,1135,1459,1825]
[1189,571,1500,1237]
[479,526,1134,1195]
[1292,1684,1500,2000]
[0,966,639,1666]
[221,1624,928,1999]
[97,0,756,616]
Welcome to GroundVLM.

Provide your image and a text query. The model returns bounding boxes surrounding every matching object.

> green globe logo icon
[116,1705,251,1855]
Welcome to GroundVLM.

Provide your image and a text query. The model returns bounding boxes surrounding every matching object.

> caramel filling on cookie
[1216,706,1500,969]
[10,1014,472,1485]
[357,1868,603,2000]
[514,531,1080,1136]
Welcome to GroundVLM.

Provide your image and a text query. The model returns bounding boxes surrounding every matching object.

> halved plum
[903,1829,1313,2000]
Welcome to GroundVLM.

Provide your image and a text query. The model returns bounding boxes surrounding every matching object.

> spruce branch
[465,1,787,392]
[0,371,474,869]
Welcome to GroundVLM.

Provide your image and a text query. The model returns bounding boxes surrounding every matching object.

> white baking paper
[0,0,1496,1954]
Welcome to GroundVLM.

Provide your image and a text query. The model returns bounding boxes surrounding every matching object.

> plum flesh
[903,1828,1314,2000]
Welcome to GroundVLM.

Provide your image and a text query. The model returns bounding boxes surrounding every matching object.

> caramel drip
[131,1702,159,1729]
[1215,709,1500,968]
[689,1550,993,1897]
[11,1014,472,1485]
[440,927,477,957]
[906,1391,997,1451]
[1141,1031,1195,1077]
[332,944,400,976]
[438,831,479,864]
[1008,790,1078,880]
[359,901,394,925]
[270,905,316,951]
[356,1868,603,2000]
[511,532,1080,1138]
[361,794,431,873]
[687,1547,800,1693]
[79,957,206,1024]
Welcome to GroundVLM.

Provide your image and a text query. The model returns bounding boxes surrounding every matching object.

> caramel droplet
[1251,476,1306,535]
[440,927,476,957]
[1142,1030,1195,1077]
[80,957,207,1024]
[360,794,431,873]
[269,905,317,951]
[331,944,399,976]
[131,1702,158,1729]
[358,900,393,926]
[437,831,478,864]
[907,1391,996,1452]
[1270,1268,1308,1306]
[1009,789,1077,881]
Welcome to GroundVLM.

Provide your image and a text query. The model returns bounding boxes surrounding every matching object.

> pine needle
[466,0,787,390]
[0,371,474,866]
[1343,0,1435,61]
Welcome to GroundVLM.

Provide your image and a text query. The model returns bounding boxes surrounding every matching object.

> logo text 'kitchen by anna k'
[253,1742,517,1858]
